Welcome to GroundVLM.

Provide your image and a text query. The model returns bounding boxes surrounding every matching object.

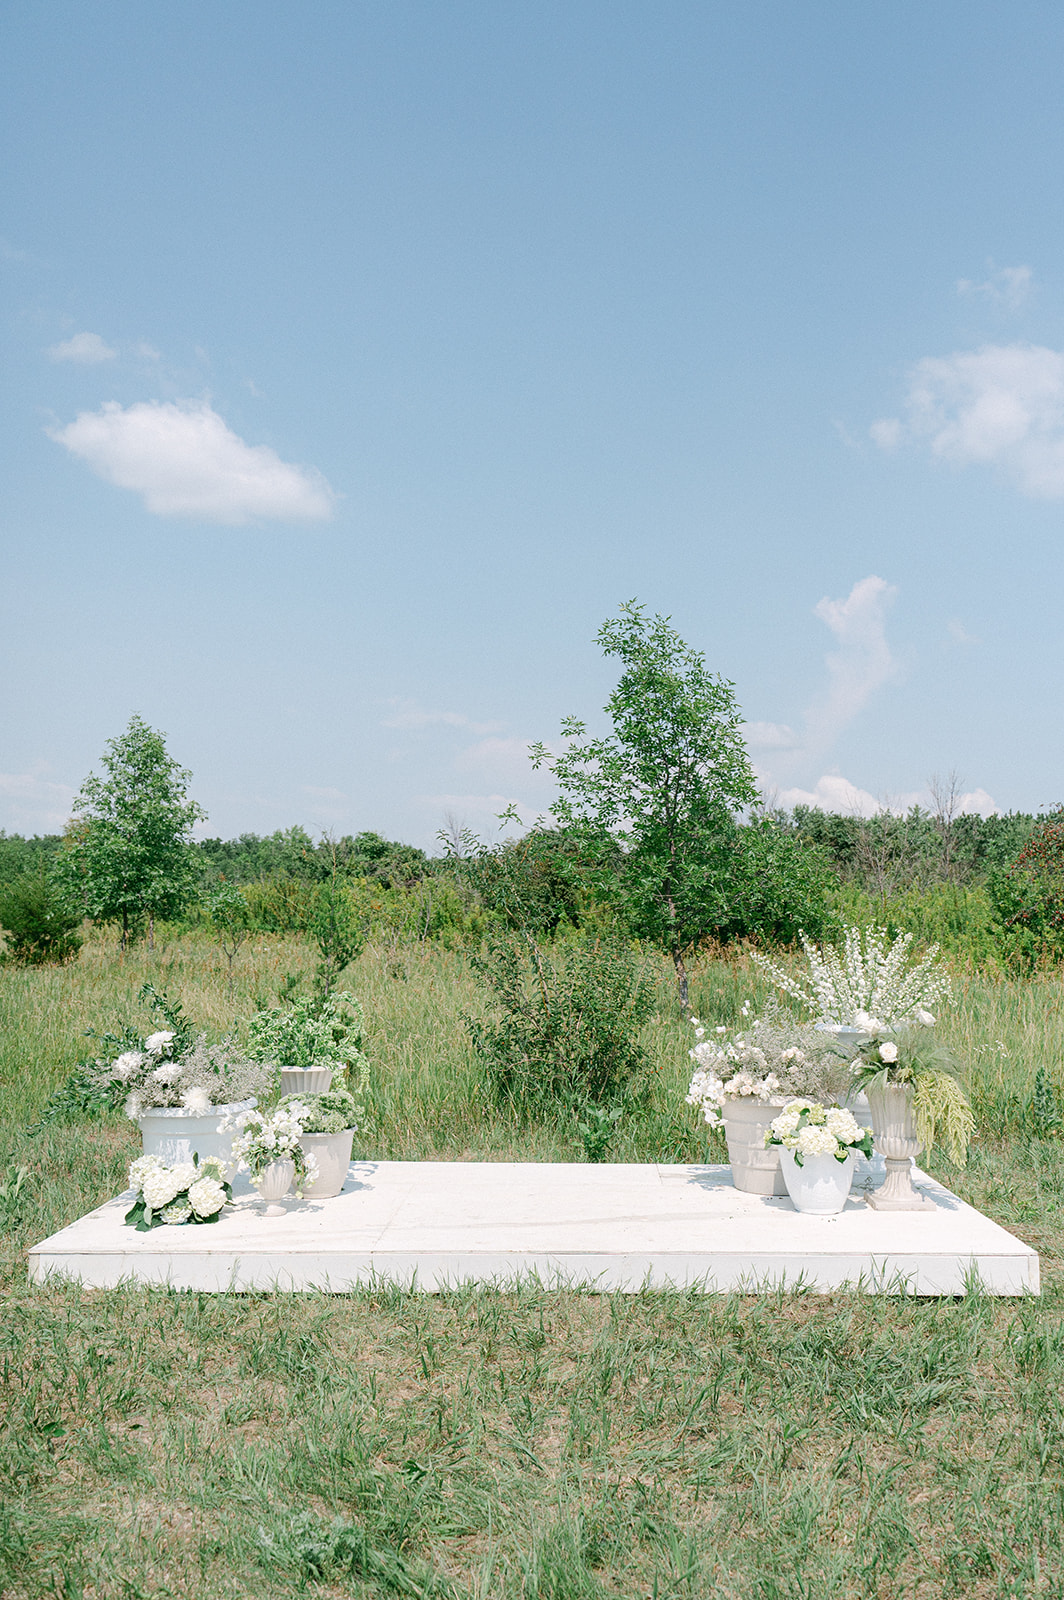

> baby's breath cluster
[685,1012,852,1128]
[95,1030,273,1118]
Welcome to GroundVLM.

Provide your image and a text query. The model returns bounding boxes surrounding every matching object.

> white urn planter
[279,1067,333,1096]
[864,1081,937,1212]
[779,1149,856,1215]
[256,1157,295,1216]
[137,1099,256,1167]
[722,1100,788,1197]
[299,1128,355,1199]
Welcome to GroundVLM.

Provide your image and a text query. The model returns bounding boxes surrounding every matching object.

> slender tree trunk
[672,946,689,1012]
[148,912,155,951]
[120,908,129,952]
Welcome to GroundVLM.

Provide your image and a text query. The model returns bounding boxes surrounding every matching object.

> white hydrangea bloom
[161,1199,192,1224]
[769,1108,802,1141]
[141,1168,185,1210]
[187,1176,227,1218]
[128,1154,162,1193]
[824,1107,861,1144]
[796,1124,840,1158]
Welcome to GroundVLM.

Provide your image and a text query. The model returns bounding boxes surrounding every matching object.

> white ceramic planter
[780,1149,856,1215]
[299,1128,355,1199]
[279,1067,334,1096]
[137,1099,256,1167]
[723,1099,788,1197]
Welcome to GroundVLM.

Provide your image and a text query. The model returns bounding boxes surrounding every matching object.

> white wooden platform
[28,1161,1039,1296]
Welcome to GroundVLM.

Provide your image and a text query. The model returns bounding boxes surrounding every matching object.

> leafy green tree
[532,602,757,1008]
[56,715,205,948]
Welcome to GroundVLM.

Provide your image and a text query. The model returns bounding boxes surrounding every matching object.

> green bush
[466,933,655,1111]
[0,871,82,964]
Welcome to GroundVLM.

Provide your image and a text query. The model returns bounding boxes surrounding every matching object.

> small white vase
[279,1067,334,1096]
[779,1149,856,1215]
[722,1099,788,1197]
[299,1128,355,1199]
[256,1157,295,1216]
[138,1099,256,1166]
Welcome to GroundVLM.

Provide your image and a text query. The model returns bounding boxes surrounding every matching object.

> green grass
[3,929,1064,1596]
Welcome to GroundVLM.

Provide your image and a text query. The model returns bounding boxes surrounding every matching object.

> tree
[532,602,757,1007]
[57,715,205,948]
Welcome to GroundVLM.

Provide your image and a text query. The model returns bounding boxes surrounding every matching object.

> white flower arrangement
[227,1104,319,1197]
[751,925,952,1031]
[92,1031,274,1118]
[763,1101,874,1166]
[124,1153,232,1231]
[685,1013,852,1128]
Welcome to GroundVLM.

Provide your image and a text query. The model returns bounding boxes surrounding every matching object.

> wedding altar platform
[29,1158,1039,1296]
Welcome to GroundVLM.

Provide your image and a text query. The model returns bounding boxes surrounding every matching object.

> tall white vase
[864,1081,937,1212]
[722,1100,787,1197]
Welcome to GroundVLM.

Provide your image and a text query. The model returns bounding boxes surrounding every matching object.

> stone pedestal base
[866,1156,938,1212]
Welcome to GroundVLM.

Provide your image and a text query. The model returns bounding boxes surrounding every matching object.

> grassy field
[3,930,1064,1597]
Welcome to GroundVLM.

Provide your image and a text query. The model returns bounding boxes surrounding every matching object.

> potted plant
[276,1087,362,1198]
[228,1105,319,1214]
[763,1101,874,1214]
[852,1027,975,1210]
[88,987,274,1166]
[751,924,952,1038]
[125,1152,232,1230]
[686,1011,857,1196]
[245,990,365,1096]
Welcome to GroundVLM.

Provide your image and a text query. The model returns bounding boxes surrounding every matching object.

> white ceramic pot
[299,1128,355,1198]
[137,1099,256,1167]
[814,1024,871,1054]
[722,1099,788,1197]
[779,1149,856,1215]
[256,1158,295,1202]
[279,1067,334,1096]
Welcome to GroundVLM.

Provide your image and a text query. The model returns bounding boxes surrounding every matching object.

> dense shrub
[466,933,656,1111]
[0,871,82,964]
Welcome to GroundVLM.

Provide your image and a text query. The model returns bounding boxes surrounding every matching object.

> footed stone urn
[865,1081,937,1212]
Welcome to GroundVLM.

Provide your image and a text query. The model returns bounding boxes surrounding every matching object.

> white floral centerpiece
[98,1031,274,1121]
[124,1153,232,1231]
[227,1104,319,1198]
[764,1101,873,1165]
[685,1011,853,1129]
[751,925,952,1033]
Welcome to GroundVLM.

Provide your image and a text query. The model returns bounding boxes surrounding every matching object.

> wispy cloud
[957,264,1033,311]
[743,720,802,752]
[48,331,117,364]
[48,399,335,524]
[872,342,1064,498]
[804,576,898,759]
[0,768,75,832]
[381,700,502,735]
[947,618,979,645]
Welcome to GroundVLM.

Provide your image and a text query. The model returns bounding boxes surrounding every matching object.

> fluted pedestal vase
[256,1158,295,1217]
[865,1082,937,1212]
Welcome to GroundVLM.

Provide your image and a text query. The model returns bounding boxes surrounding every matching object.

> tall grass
[4,929,1064,1595]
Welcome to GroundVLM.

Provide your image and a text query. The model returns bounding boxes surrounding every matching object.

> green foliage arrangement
[467,932,655,1111]
[55,715,205,948]
[0,869,82,964]
[854,1030,976,1168]
[246,990,366,1074]
[532,601,757,1007]
[277,1087,362,1134]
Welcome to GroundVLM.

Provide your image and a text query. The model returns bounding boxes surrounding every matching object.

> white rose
[187,1176,227,1218]
[914,1008,935,1027]
[879,1041,899,1064]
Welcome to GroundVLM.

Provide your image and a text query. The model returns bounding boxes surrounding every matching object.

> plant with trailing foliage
[853,1028,976,1167]
[467,932,655,1111]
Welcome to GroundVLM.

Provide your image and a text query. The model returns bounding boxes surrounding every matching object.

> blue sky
[3,2,1064,848]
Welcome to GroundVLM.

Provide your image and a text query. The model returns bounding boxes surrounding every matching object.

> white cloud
[872,342,1064,498]
[381,699,502,735]
[803,576,898,758]
[947,618,979,645]
[957,264,1032,310]
[137,342,161,360]
[48,331,117,364]
[743,720,801,752]
[453,736,540,784]
[47,399,335,524]
[0,769,75,832]
[776,774,895,819]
